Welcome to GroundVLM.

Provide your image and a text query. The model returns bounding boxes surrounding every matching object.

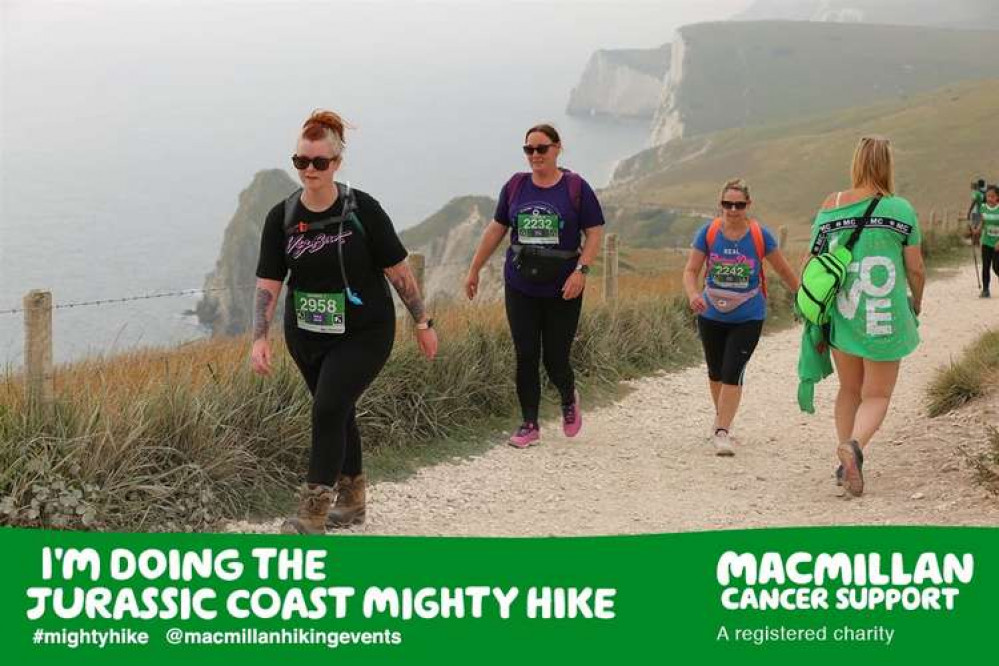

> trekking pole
[969,219,982,290]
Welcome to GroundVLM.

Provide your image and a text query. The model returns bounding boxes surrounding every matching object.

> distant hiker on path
[682,178,799,456]
[465,124,605,448]
[972,184,999,298]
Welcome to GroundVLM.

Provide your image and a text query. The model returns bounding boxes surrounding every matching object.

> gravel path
[231,263,999,535]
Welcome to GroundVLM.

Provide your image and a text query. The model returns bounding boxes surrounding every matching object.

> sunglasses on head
[522,143,556,156]
[292,154,339,171]
[720,200,748,210]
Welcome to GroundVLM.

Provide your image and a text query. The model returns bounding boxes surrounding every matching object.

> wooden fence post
[23,290,54,415]
[603,233,619,303]
[408,253,425,297]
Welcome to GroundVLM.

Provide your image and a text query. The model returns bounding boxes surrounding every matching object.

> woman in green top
[973,185,999,298]
[808,136,926,497]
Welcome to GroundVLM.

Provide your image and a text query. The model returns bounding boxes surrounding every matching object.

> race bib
[708,256,753,289]
[294,291,345,334]
[517,211,560,245]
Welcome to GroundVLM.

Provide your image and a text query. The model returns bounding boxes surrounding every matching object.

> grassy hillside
[663,20,996,140]
[608,79,999,242]
[734,0,999,28]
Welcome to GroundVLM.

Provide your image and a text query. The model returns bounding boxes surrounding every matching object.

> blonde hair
[720,178,751,201]
[851,135,894,196]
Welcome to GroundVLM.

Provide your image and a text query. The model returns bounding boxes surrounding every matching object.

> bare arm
[384,260,428,324]
[469,220,509,273]
[682,249,707,301]
[578,225,603,267]
[765,248,800,292]
[252,278,282,341]
[903,244,926,315]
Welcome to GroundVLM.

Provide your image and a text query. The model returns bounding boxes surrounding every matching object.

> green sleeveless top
[808,196,921,361]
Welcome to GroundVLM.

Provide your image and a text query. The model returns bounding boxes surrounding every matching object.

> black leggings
[505,285,583,423]
[285,322,394,486]
[982,244,999,290]
[697,316,764,386]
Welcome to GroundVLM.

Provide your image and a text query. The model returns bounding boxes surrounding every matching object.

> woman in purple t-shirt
[465,124,605,448]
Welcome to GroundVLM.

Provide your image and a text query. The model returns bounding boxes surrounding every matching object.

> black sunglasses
[720,201,748,210]
[292,154,339,171]
[522,144,556,156]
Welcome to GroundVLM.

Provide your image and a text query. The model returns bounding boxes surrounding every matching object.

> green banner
[1,527,994,664]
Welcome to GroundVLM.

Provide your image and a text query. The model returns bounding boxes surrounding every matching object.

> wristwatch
[575,263,590,275]
[416,318,434,330]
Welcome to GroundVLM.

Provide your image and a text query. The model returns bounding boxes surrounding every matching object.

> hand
[464,270,480,300]
[909,296,921,317]
[688,293,707,314]
[251,338,272,376]
[561,271,586,300]
[416,327,438,360]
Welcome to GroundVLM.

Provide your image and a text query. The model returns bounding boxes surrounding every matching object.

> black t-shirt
[255,188,408,336]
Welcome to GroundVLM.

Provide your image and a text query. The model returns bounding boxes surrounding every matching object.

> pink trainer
[562,390,582,438]
[508,422,540,448]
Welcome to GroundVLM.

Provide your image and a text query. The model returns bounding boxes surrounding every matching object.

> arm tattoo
[253,288,274,340]
[387,266,426,323]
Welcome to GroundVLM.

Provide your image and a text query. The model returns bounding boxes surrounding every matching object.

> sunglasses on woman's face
[720,200,748,210]
[522,144,555,156]
[292,154,339,171]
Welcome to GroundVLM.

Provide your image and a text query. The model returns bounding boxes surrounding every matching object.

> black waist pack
[511,244,579,284]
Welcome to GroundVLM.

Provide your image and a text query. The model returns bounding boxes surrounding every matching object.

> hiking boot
[327,474,366,528]
[836,440,865,497]
[280,483,334,535]
[713,429,734,457]
[562,391,583,438]
[981,289,991,298]
[509,422,540,448]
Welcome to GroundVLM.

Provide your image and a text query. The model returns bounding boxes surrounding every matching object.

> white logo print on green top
[837,256,896,335]
[294,291,345,334]
[517,208,560,245]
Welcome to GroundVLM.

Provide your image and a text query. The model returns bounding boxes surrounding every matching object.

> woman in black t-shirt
[252,110,437,534]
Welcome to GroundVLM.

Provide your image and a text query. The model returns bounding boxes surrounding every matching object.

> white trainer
[713,430,735,457]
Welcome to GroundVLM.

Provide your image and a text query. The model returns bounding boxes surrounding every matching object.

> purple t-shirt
[493,173,605,298]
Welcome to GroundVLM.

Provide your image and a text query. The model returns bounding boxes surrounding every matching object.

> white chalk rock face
[567,45,670,121]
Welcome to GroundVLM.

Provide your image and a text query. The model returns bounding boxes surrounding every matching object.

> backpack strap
[504,173,531,215]
[703,218,723,281]
[705,218,769,298]
[283,182,363,236]
[843,195,882,252]
[705,217,723,248]
[560,168,583,214]
[749,220,768,298]
[504,169,583,217]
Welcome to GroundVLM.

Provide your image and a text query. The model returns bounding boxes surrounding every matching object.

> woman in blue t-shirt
[465,124,605,448]
[682,179,799,456]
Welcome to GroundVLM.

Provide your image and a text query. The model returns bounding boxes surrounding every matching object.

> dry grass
[3,263,751,532]
[926,329,999,417]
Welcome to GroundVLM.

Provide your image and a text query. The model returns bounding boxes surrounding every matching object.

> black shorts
[697,316,764,386]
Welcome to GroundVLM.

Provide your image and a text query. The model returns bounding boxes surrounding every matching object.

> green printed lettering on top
[980,204,999,248]
[808,196,921,361]
[294,290,346,334]
[517,211,560,245]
